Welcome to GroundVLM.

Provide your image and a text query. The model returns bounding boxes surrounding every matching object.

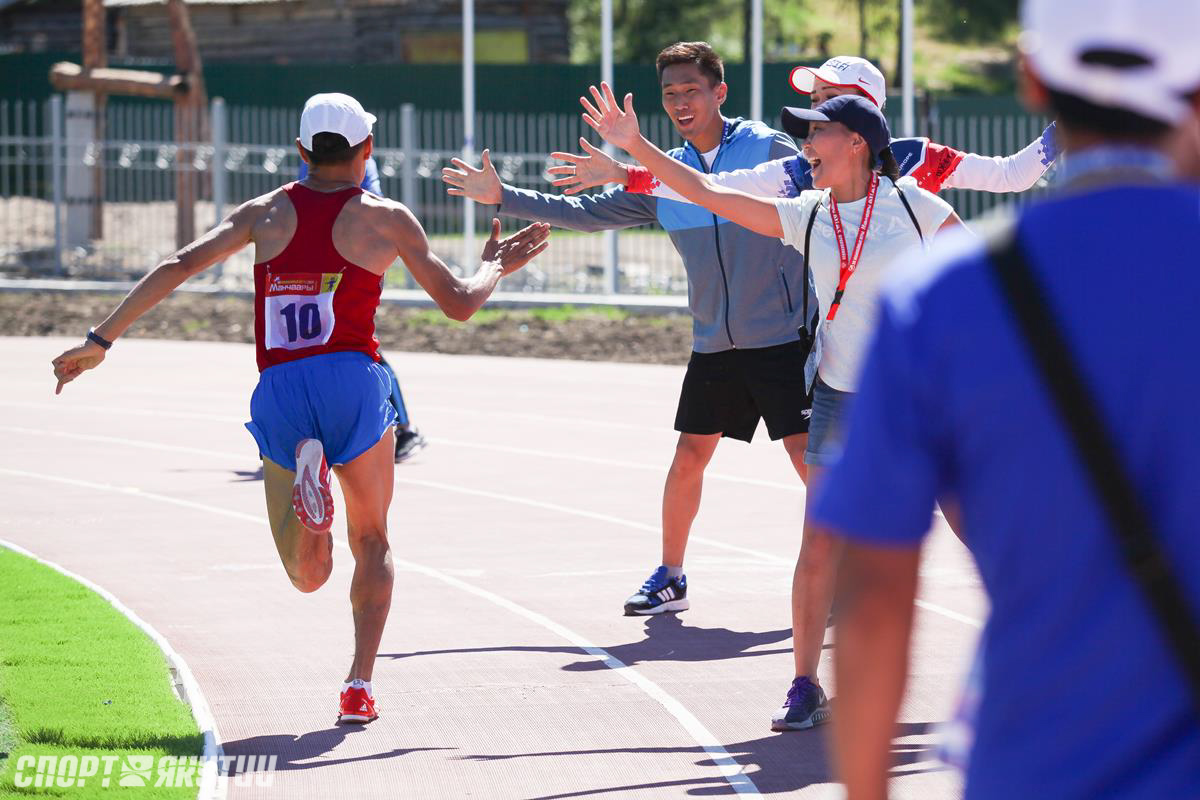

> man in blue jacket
[445,41,811,616]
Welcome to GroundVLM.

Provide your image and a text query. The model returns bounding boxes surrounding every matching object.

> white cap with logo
[789,56,887,109]
[1020,0,1200,124]
[299,93,377,150]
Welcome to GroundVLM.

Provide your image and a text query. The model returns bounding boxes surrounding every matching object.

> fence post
[210,97,227,281]
[211,97,226,224]
[50,95,65,275]
[400,102,417,288]
[64,91,97,251]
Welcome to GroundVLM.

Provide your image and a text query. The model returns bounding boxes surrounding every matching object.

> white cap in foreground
[1020,0,1200,125]
[299,93,377,150]
[789,56,887,109]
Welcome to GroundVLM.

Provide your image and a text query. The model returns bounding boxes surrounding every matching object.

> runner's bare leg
[333,428,396,683]
[263,456,334,593]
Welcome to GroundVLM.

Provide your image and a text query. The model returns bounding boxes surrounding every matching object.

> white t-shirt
[697,145,721,170]
[776,175,953,392]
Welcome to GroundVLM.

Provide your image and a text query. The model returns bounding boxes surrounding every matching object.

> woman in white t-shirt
[581,83,963,730]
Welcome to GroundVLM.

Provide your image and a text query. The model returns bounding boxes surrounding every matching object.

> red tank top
[253,182,383,372]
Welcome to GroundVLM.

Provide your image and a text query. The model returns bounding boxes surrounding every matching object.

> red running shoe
[339,685,378,724]
[292,439,334,534]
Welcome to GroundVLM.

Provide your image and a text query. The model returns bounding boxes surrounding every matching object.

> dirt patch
[3,291,694,365]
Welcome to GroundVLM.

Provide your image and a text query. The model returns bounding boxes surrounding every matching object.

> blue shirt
[297,156,381,194]
[812,174,1200,799]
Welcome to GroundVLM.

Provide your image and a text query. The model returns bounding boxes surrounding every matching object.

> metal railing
[0,96,1052,295]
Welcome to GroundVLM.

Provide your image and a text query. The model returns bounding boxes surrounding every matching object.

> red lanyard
[825,173,879,322]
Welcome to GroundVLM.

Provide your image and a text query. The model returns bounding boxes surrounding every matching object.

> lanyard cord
[825,172,880,322]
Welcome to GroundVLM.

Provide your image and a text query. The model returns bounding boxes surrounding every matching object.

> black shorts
[674,341,812,443]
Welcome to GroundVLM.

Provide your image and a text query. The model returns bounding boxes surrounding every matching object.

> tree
[924,0,1018,42]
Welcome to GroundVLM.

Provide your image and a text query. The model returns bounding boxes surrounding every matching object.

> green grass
[0,549,203,799]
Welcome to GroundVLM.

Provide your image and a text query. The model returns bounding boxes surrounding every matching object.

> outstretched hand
[580,82,641,153]
[546,137,629,194]
[442,149,503,205]
[51,340,107,395]
[480,219,550,276]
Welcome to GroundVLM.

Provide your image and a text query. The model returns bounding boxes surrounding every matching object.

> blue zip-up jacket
[498,117,810,353]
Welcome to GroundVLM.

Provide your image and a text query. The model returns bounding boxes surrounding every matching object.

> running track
[3,337,985,799]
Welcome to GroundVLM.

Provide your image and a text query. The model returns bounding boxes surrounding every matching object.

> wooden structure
[49,0,207,247]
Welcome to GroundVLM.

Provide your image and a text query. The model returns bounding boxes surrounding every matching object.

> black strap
[801,200,821,332]
[988,228,1200,714]
[889,177,924,244]
[87,328,113,350]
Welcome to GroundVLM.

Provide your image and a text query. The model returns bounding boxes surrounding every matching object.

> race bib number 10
[264,272,342,351]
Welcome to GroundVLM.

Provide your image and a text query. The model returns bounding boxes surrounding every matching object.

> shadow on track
[457,720,945,797]
[221,726,452,772]
[378,614,791,670]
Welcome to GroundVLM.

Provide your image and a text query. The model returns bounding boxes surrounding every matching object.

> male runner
[51,93,550,723]
[550,55,1059,201]
[445,41,814,617]
[298,157,428,463]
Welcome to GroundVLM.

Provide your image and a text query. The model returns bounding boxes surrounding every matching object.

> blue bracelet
[87,329,113,350]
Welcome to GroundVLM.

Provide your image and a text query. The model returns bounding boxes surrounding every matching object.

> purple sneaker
[770,676,831,731]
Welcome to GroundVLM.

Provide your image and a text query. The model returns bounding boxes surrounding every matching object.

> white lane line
[5,379,670,412]
[0,426,248,461]
[1,399,666,435]
[0,466,761,796]
[390,475,788,566]
[395,560,759,796]
[915,600,983,629]
[0,400,244,424]
[2,427,982,629]
[4,410,806,491]
[1,425,791,565]
[0,536,227,800]
[427,437,802,493]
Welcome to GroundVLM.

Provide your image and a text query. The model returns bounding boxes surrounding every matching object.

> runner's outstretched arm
[386,204,549,321]
[581,82,783,239]
[51,199,261,393]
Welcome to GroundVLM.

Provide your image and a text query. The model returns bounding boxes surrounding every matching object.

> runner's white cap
[789,57,887,109]
[299,93,377,150]
[1020,0,1200,124]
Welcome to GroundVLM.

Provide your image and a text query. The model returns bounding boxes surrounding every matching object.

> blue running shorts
[245,351,397,471]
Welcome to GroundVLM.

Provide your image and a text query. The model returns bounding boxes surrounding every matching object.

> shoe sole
[623,598,690,616]
[292,439,334,534]
[394,436,428,464]
[338,713,379,724]
[770,708,831,732]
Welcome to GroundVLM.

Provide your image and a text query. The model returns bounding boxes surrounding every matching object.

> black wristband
[87,329,113,350]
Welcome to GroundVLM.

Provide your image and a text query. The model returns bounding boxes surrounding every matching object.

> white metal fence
[0,96,1052,295]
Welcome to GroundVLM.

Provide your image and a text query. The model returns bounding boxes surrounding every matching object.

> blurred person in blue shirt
[813,0,1200,798]
[299,156,427,462]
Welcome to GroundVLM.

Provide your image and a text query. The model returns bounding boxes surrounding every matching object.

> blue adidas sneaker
[623,566,689,616]
[770,676,831,731]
